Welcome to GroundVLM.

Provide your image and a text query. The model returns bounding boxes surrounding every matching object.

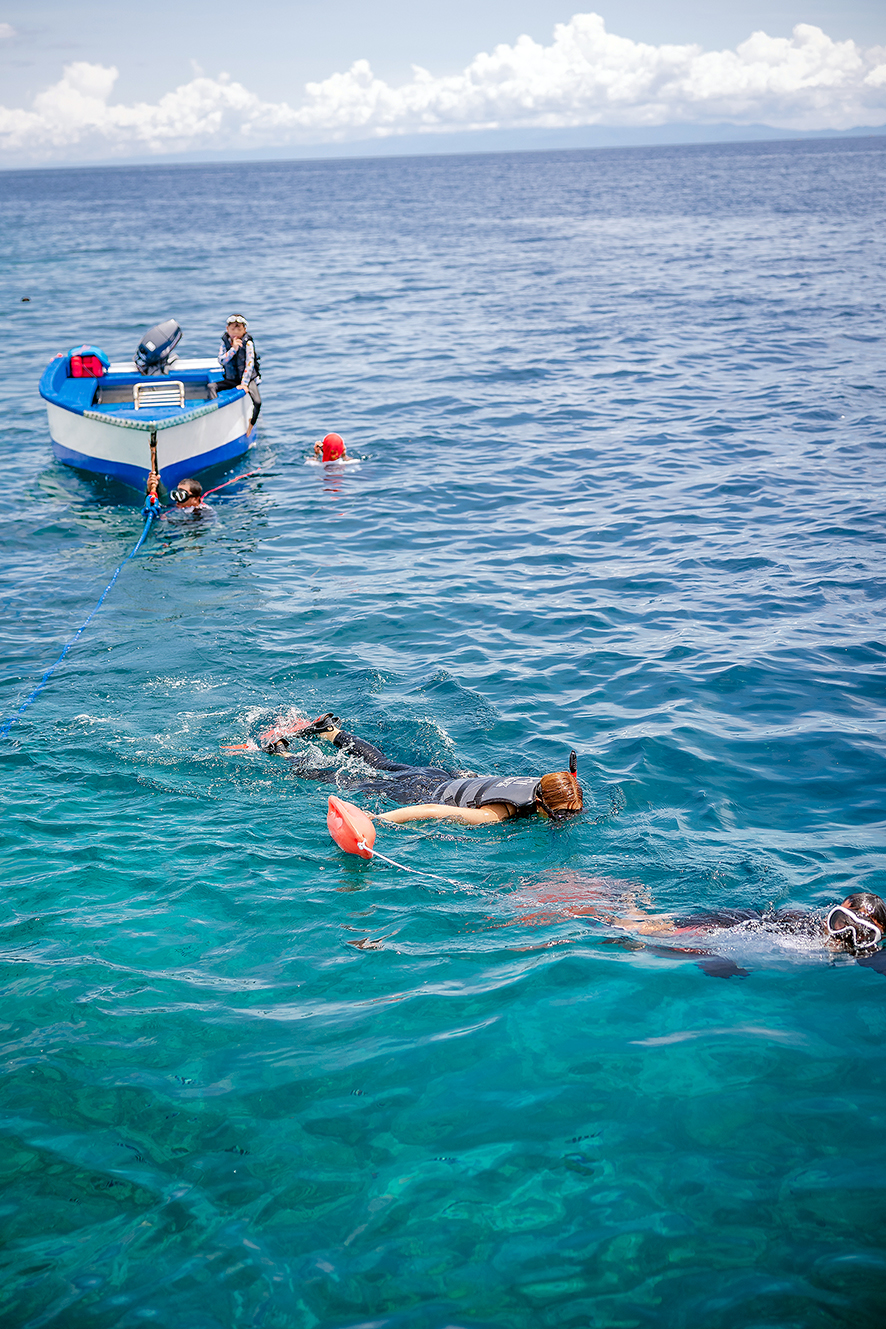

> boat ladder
[133,380,186,409]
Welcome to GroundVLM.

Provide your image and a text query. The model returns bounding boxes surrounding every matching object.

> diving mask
[826,904,883,950]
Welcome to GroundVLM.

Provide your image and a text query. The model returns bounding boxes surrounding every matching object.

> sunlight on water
[1,138,885,1328]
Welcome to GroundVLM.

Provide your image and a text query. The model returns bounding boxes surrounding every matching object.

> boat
[39,319,255,494]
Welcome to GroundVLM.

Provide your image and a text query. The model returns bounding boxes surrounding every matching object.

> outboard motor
[135,318,183,375]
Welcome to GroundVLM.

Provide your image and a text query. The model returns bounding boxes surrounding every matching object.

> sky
[1,1,885,166]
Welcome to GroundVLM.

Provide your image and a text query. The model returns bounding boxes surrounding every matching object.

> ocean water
[1,137,886,1328]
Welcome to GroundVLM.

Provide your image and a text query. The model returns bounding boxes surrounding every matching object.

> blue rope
[0,508,160,739]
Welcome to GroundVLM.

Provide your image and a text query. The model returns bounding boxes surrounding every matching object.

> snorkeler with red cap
[263,714,583,826]
[314,433,348,462]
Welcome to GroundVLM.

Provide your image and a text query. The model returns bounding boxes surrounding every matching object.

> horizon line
[2,121,885,175]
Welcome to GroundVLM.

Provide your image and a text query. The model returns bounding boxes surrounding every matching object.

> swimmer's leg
[247,381,261,427]
[288,763,339,782]
[332,731,426,774]
[295,724,455,799]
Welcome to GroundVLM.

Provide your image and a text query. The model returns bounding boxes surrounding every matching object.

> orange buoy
[327,796,376,859]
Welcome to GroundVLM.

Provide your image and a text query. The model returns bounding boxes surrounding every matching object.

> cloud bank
[2,13,885,163]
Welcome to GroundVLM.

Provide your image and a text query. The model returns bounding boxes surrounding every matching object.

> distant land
[5,121,885,172]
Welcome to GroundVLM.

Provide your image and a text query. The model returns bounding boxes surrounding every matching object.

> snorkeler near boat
[167,477,208,511]
[314,433,348,462]
[144,472,214,520]
[262,714,583,825]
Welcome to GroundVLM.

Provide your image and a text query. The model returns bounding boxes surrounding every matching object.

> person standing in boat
[218,315,261,432]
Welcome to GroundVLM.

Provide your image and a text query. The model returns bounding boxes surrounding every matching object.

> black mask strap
[535,786,572,822]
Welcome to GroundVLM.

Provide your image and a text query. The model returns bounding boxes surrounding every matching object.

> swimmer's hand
[695,954,750,980]
[263,738,291,754]
[855,949,886,976]
[641,940,750,980]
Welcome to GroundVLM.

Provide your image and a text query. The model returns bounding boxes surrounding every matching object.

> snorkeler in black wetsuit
[599,892,886,978]
[265,713,583,825]
[500,872,886,979]
[672,896,886,974]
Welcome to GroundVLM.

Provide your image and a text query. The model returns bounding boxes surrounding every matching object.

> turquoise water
[2,139,886,1327]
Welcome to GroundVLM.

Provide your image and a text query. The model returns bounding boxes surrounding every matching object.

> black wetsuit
[669,908,886,977]
[294,731,539,816]
[674,908,819,936]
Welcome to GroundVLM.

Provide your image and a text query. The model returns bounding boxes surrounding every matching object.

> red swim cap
[322,433,345,461]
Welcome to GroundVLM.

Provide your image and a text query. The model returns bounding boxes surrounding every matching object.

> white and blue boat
[39,319,255,493]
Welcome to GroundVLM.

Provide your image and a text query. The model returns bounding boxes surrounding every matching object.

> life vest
[431,775,540,816]
[220,331,259,385]
[68,344,110,378]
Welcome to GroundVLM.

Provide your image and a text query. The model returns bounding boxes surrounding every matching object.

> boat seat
[133,380,186,410]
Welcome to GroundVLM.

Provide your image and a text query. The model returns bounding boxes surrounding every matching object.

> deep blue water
[2,137,886,1329]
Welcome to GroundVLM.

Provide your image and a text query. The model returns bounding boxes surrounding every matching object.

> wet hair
[177,477,203,499]
[841,893,886,931]
[536,768,583,819]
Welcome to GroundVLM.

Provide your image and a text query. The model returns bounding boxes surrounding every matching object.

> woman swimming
[265,713,583,825]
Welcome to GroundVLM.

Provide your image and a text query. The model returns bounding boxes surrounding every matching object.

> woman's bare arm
[607,911,677,935]
[376,801,514,826]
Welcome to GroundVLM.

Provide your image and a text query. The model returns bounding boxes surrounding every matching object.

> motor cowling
[135,319,182,375]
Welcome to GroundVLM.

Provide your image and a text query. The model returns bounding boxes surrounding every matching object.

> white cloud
[0,23,16,39]
[2,13,885,163]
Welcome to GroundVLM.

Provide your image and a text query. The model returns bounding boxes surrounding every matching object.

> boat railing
[133,380,186,410]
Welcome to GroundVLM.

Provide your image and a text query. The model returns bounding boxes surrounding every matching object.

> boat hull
[47,395,252,490]
[40,353,255,493]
